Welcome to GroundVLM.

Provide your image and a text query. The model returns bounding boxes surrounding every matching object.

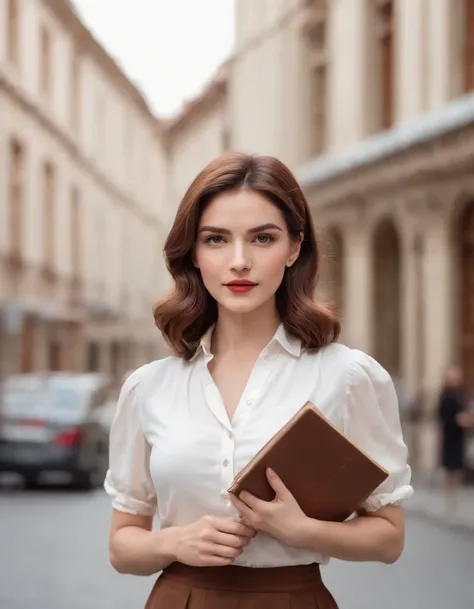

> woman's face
[445,366,463,389]
[194,189,301,316]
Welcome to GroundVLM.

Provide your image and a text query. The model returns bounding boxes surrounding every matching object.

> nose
[228,240,251,272]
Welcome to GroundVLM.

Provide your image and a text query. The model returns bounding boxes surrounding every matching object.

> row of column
[341,213,453,403]
[336,213,454,477]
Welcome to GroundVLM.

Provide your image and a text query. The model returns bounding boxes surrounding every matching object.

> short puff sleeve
[344,350,414,512]
[104,368,157,516]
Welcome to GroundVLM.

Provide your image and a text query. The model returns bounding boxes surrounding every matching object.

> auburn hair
[154,151,340,359]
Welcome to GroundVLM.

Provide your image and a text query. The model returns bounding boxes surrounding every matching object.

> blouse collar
[190,322,301,362]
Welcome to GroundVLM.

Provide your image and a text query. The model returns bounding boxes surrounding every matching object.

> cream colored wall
[229,0,306,169]
[168,105,227,217]
[0,0,167,324]
[162,102,228,293]
[231,0,466,163]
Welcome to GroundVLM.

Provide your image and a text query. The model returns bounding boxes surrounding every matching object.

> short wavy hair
[154,152,340,359]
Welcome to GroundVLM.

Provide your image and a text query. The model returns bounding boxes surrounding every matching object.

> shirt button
[227,430,233,439]
[223,458,230,467]
[246,398,253,405]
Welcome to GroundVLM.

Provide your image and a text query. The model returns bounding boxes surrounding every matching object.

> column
[341,221,373,353]
[396,0,426,122]
[328,0,371,149]
[427,0,460,109]
[418,212,454,479]
[399,219,426,474]
[400,225,423,393]
[422,216,454,397]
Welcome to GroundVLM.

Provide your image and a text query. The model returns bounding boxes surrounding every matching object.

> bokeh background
[0,1,473,608]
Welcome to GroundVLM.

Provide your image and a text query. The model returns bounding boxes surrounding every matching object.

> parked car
[0,372,114,490]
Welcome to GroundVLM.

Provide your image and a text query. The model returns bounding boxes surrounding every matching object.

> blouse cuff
[362,484,414,512]
[104,471,157,516]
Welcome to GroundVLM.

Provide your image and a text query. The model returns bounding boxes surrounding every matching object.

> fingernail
[267,467,274,476]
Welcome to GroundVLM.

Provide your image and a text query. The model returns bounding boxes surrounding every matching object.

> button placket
[220,425,235,492]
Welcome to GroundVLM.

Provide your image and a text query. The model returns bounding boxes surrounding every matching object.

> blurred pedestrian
[104,152,413,609]
[438,365,473,515]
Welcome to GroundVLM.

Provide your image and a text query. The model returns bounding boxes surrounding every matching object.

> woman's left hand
[229,468,308,546]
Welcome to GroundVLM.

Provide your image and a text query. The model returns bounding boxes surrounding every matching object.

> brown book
[228,401,389,522]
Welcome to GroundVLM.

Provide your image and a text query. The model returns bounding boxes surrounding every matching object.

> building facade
[2,0,473,477]
[165,0,474,477]
[0,0,168,382]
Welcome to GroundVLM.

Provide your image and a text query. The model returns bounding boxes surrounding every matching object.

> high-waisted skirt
[144,562,339,609]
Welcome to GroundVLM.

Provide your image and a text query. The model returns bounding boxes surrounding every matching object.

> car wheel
[72,469,97,490]
[72,444,107,491]
[24,474,40,490]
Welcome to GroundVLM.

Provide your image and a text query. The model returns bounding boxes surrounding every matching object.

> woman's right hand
[170,515,256,567]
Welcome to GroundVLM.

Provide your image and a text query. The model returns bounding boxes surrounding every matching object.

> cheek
[195,249,220,279]
[261,248,290,280]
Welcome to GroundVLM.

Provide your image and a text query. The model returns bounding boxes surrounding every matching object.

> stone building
[0,0,168,380]
[3,0,473,476]
[166,0,474,476]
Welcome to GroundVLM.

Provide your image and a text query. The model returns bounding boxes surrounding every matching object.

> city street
[1,484,473,609]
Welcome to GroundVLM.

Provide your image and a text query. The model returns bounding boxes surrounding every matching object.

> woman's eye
[206,235,224,244]
[255,234,272,244]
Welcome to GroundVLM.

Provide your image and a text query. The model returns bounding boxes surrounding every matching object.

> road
[1,484,473,609]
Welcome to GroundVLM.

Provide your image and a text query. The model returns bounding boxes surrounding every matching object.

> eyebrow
[198,223,283,235]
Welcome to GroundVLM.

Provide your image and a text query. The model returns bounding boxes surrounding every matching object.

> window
[303,3,328,156]
[376,0,394,129]
[87,341,100,372]
[70,47,80,130]
[6,0,20,66]
[48,339,62,371]
[9,139,24,259]
[43,162,55,268]
[466,0,474,90]
[70,186,81,277]
[40,25,52,98]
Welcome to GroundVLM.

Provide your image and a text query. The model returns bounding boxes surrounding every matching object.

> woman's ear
[286,232,303,267]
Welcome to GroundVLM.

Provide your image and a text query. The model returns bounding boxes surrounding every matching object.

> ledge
[298,91,474,188]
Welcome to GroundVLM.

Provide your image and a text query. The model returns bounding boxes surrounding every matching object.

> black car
[0,372,114,490]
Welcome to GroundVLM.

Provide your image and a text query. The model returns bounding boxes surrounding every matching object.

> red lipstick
[225,280,257,293]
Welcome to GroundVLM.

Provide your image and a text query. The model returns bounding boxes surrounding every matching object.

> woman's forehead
[200,189,284,228]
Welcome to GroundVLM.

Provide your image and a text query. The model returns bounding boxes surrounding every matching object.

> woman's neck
[211,306,280,357]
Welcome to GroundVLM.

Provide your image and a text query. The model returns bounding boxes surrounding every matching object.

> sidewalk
[405,483,474,532]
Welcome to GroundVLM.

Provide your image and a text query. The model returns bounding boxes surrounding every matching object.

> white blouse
[104,324,414,568]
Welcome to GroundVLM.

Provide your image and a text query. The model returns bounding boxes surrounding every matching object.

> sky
[71,0,235,118]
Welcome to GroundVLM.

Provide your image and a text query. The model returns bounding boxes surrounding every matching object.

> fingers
[208,542,244,560]
[210,516,255,538]
[212,530,251,549]
[203,555,235,567]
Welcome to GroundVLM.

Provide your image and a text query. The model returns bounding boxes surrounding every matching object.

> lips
[226,281,257,286]
[225,280,257,293]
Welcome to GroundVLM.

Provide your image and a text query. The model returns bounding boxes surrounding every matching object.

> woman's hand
[170,515,256,567]
[457,411,474,428]
[229,468,308,546]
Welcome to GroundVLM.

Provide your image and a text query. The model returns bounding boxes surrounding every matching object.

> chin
[221,301,261,314]
[217,293,266,314]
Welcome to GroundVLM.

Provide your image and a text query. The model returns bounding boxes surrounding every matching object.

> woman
[438,366,472,515]
[105,152,413,608]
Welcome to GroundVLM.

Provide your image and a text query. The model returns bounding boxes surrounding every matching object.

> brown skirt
[145,562,338,609]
